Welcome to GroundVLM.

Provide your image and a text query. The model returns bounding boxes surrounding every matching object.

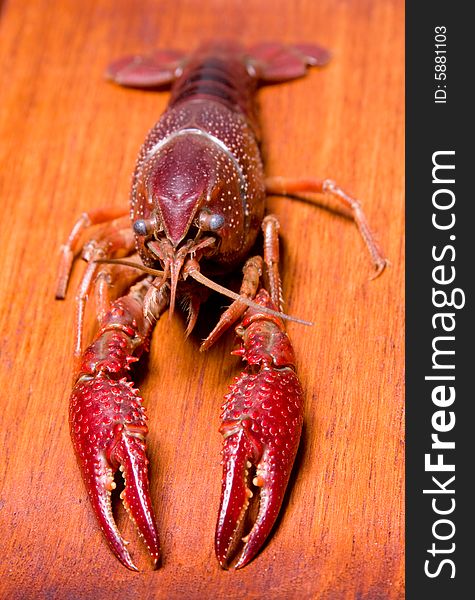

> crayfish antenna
[97,258,314,327]
[187,268,313,326]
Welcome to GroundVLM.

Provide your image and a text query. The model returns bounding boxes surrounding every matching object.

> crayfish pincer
[57,41,386,570]
[215,286,304,569]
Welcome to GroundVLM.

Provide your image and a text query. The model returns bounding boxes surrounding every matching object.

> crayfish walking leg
[266,176,388,278]
[213,216,304,569]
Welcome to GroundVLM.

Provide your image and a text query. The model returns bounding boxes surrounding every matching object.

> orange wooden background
[0,0,404,598]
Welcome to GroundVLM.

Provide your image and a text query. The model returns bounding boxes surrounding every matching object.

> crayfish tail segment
[215,290,304,569]
[106,49,185,89]
[248,42,330,83]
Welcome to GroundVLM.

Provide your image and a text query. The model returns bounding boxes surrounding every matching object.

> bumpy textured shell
[130,47,266,268]
[215,290,304,567]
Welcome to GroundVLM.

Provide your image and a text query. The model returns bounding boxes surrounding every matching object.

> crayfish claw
[113,426,161,567]
[78,450,139,571]
[70,375,160,570]
[233,457,285,570]
[215,428,257,568]
[215,290,304,569]
[216,395,302,569]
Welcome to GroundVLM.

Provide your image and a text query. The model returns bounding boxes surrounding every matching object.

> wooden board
[0,0,404,598]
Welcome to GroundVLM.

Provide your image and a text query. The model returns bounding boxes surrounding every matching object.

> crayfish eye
[133,216,161,237]
[198,210,225,232]
[133,219,149,236]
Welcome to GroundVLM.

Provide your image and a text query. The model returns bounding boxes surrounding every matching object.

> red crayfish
[56,41,386,571]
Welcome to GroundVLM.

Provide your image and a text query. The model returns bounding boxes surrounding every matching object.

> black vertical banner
[406,3,471,598]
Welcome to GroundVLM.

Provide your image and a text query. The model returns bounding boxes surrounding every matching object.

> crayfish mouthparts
[94,257,314,328]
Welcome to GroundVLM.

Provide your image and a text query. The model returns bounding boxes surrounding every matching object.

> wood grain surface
[0,0,404,598]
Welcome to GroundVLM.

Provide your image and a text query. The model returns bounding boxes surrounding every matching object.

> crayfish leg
[265,175,388,278]
[200,256,263,352]
[261,215,284,311]
[71,221,138,358]
[56,207,128,299]
[202,216,284,353]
